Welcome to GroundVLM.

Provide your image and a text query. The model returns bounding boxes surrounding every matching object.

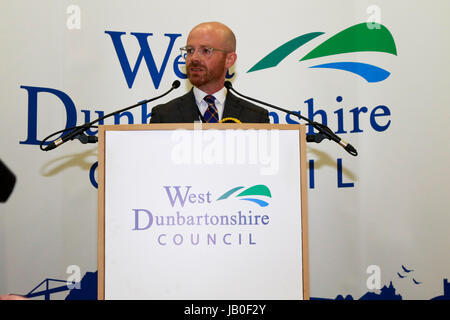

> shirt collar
[193,86,227,106]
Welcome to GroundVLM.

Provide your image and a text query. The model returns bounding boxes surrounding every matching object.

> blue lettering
[105,31,182,89]
[20,86,77,145]
[349,106,368,133]
[81,110,104,135]
[286,110,301,124]
[334,108,347,134]
[337,158,354,188]
[269,111,279,124]
[114,111,134,124]
[309,159,315,189]
[89,162,98,189]
[173,54,187,79]
[306,98,328,135]
[334,96,347,134]
[141,102,152,124]
[370,105,391,132]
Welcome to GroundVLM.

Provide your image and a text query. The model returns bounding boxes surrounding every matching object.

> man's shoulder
[150,89,196,123]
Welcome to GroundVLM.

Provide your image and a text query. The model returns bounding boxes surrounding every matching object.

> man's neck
[193,86,227,100]
[197,81,225,95]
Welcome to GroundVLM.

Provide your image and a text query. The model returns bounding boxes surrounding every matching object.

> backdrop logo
[19,24,395,191]
[248,22,397,83]
[217,184,272,207]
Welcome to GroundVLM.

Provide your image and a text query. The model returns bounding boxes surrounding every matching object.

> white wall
[0,0,449,300]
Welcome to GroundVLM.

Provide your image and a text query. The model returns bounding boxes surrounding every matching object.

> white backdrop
[1,0,449,300]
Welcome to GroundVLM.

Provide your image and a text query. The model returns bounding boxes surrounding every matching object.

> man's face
[185,27,233,93]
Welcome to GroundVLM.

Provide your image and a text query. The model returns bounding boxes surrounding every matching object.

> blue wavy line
[239,198,269,207]
[309,62,391,82]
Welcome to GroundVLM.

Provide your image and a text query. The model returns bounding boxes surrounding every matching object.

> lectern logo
[131,184,272,247]
[248,22,397,83]
[217,184,272,207]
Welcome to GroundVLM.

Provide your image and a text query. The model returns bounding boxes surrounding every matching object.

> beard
[186,59,226,88]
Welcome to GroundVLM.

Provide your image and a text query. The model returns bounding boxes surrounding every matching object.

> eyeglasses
[180,46,227,57]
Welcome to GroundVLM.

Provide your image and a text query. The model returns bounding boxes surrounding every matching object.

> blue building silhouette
[65,271,97,300]
[359,281,402,300]
[25,271,449,300]
[431,279,450,300]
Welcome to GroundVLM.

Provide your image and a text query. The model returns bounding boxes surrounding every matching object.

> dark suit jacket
[149,89,269,123]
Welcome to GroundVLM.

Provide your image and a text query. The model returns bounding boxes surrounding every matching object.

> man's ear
[225,52,237,69]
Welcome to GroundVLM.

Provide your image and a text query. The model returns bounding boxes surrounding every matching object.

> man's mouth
[188,63,206,73]
[189,67,204,72]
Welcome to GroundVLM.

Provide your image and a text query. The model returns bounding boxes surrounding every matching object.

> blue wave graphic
[239,198,269,207]
[310,62,391,82]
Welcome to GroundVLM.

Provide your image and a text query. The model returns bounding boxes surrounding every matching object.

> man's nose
[190,48,203,60]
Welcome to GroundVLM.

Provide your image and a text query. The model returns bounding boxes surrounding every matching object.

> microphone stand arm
[225,82,358,156]
[41,81,180,151]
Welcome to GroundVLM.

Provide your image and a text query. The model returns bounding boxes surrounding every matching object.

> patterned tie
[203,95,219,123]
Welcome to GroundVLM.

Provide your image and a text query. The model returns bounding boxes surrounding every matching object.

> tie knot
[204,95,216,105]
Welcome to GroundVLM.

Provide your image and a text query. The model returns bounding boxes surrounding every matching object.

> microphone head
[172,80,181,89]
[0,159,16,203]
[224,81,233,89]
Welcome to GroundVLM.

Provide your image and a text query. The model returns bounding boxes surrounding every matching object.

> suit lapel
[176,89,199,122]
[222,91,243,120]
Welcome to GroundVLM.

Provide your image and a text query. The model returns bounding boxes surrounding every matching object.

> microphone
[171,80,181,89]
[225,81,358,156]
[42,80,181,151]
[0,159,16,203]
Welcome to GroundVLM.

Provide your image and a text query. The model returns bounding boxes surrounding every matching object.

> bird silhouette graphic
[401,265,414,273]
[397,272,406,279]
[412,278,422,285]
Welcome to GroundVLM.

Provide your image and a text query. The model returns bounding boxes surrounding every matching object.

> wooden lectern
[98,123,309,300]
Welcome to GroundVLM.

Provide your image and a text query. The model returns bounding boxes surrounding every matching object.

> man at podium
[150,22,269,124]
